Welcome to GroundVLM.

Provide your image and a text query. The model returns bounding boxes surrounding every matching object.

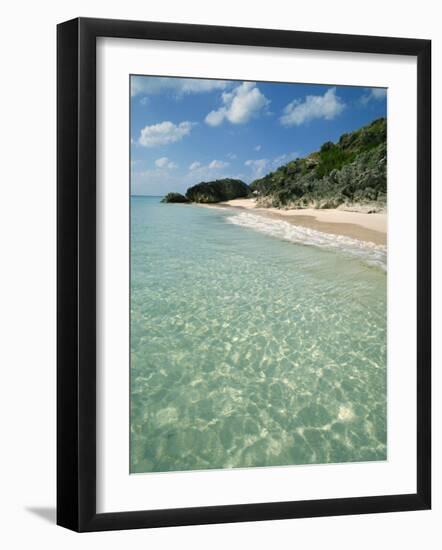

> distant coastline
[142,117,388,246]
[161,118,387,216]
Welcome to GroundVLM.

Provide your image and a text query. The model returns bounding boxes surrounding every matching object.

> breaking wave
[225,212,387,271]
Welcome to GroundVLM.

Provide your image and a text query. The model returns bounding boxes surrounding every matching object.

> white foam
[225,212,387,271]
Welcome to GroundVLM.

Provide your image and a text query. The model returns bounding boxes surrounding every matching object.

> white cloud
[244,152,300,179]
[131,169,183,196]
[155,157,169,168]
[205,82,270,126]
[132,158,230,195]
[184,160,231,182]
[138,121,194,147]
[227,152,237,160]
[131,76,230,97]
[155,157,177,169]
[254,145,262,151]
[371,88,387,100]
[272,151,299,167]
[208,159,229,169]
[360,88,387,105]
[245,159,269,178]
[280,88,345,126]
[205,109,226,127]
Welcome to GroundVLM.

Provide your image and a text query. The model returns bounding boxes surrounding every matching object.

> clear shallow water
[130,196,387,474]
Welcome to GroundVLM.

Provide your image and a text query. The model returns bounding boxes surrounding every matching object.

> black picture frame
[57,17,431,532]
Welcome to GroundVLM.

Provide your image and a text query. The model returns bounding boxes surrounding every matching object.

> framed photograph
[57,17,431,532]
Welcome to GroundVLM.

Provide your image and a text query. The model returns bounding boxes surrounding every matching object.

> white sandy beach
[216,198,387,245]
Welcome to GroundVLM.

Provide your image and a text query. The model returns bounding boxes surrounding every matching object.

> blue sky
[130,76,387,196]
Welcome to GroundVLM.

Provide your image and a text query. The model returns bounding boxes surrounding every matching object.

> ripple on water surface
[130,198,387,473]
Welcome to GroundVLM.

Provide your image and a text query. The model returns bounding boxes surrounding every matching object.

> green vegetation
[250,117,387,210]
[162,118,386,211]
[185,178,251,203]
[161,192,189,203]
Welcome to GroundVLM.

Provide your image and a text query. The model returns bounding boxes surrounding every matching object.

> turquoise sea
[130,196,387,473]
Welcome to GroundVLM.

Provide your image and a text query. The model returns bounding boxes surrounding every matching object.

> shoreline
[210,198,387,246]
